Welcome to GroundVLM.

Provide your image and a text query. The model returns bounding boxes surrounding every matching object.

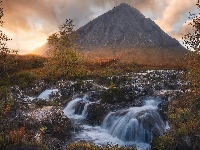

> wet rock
[87,91,100,102]
[24,117,41,131]
[158,100,170,121]
[27,106,72,140]
[136,109,166,137]
[109,102,133,112]
[74,101,86,115]
[32,98,48,108]
[176,137,192,150]
[49,138,65,150]
[41,111,72,139]
[23,80,49,97]
[86,103,110,125]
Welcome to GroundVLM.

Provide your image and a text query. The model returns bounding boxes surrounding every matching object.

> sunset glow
[2,0,197,54]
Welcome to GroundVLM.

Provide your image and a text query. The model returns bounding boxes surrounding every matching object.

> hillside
[77,3,181,50]
[31,43,50,56]
[76,3,187,67]
[31,3,188,68]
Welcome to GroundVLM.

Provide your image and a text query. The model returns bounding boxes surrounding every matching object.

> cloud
[0,0,197,53]
[155,0,196,32]
[2,0,160,32]
[2,0,95,52]
[170,18,196,41]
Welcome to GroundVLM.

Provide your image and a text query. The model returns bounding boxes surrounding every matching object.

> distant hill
[31,43,49,56]
[31,3,188,68]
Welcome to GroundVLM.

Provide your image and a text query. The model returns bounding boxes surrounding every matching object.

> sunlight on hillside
[2,28,48,55]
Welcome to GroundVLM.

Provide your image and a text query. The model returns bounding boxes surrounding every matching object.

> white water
[37,89,59,100]
[63,97,83,118]
[81,103,90,118]
[63,96,166,150]
[102,98,165,144]
[63,95,90,120]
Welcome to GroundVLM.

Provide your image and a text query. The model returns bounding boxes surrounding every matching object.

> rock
[176,137,192,150]
[27,106,72,140]
[74,101,86,115]
[43,113,72,140]
[86,103,110,125]
[87,91,100,102]
[49,138,65,150]
[158,100,170,121]
[24,117,41,131]
[136,109,166,137]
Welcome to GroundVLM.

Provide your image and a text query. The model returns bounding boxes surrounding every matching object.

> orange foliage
[3,105,10,116]
[9,127,26,145]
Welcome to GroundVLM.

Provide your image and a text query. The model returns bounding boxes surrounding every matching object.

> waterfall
[102,98,166,143]
[81,103,89,118]
[63,96,167,149]
[63,97,83,117]
[63,94,90,119]
[37,89,59,100]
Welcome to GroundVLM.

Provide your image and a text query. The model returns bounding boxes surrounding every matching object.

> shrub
[9,71,38,88]
[9,126,26,145]
[44,19,87,79]
[151,134,176,150]
[152,2,200,149]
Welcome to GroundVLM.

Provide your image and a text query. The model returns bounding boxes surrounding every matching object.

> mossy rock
[100,87,126,104]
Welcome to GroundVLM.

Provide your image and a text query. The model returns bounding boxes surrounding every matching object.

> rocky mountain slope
[31,3,188,67]
[76,3,187,67]
[77,3,180,50]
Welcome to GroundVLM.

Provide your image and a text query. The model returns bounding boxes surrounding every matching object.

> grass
[0,52,186,89]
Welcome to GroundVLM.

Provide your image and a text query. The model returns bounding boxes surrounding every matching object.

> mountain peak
[76,3,187,67]
[118,3,131,8]
[108,2,144,19]
[32,3,187,68]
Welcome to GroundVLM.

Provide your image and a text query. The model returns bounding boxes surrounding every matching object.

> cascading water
[63,97,83,117]
[81,103,90,118]
[63,95,90,120]
[63,96,167,150]
[102,98,166,143]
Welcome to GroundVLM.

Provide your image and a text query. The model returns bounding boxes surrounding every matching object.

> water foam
[63,97,166,150]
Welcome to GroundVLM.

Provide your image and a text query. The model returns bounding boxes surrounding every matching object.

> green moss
[151,134,176,150]
[74,79,84,91]
[100,87,126,104]
[0,132,10,150]
[9,71,38,88]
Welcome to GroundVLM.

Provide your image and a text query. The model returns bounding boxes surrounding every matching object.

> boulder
[86,103,110,125]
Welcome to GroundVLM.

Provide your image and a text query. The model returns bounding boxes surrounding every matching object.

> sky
[1,0,198,54]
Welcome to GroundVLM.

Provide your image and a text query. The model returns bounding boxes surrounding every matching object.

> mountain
[77,3,180,50]
[76,3,187,67]
[32,3,187,67]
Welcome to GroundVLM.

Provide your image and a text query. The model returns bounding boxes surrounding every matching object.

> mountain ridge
[31,3,187,67]
[76,3,183,50]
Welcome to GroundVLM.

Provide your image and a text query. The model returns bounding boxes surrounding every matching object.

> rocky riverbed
[9,70,185,149]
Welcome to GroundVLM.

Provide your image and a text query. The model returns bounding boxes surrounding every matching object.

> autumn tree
[183,1,200,94]
[0,1,17,77]
[152,1,200,149]
[45,19,86,78]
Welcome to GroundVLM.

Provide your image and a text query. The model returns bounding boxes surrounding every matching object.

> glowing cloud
[1,0,197,54]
